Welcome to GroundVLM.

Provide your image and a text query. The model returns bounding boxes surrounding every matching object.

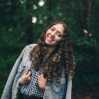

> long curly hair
[30,21,75,80]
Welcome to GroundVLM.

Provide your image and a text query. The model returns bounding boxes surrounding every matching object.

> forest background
[0,0,98,98]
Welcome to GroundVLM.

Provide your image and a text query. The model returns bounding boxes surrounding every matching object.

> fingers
[24,71,31,78]
[25,71,32,80]
[26,71,32,80]
[23,70,32,78]
[37,74,47,89]
[38,73,43,79]
[19,70,32,85]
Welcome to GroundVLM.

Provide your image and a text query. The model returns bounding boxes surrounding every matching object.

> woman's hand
[18,70,32,85]
[37,74,47,89]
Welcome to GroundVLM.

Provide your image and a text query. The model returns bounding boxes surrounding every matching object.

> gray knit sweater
[1,44,73,99]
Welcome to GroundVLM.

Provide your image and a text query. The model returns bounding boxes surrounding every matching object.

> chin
[46,42,56,46]
[46,43,53,45]
[45,40,56,46]
[45,41,52,45]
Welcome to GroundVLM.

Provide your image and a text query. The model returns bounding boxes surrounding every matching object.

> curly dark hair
[30,21,75,80]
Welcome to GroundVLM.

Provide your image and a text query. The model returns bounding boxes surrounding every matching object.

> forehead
[50,24,64,32]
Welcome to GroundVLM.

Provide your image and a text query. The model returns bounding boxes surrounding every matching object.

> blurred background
[0,0,98,99]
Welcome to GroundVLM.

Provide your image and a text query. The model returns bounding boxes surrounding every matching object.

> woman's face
[45,23,64,45]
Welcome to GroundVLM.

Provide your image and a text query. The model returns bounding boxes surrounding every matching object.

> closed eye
[50,27,55,31]
[56,32,63,37]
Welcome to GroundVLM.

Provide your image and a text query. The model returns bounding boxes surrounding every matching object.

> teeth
[47,38,53,42]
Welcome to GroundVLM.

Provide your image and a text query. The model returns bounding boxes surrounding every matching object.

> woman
[1,21,75,99]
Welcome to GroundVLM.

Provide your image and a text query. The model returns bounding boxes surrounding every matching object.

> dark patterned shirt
[20,69,44,97]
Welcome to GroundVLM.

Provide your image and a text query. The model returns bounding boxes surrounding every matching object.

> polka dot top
[20,69,44,97]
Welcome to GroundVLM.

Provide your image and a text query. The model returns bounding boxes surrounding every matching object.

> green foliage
[0,0,97,97]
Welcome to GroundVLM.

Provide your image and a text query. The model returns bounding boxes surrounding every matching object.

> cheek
[55,36,62,42]
[46,33,50,37]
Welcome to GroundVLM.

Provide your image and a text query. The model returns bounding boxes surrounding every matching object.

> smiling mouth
[47,36,55,42]
[47,35,54,40]
[47,39,53,43]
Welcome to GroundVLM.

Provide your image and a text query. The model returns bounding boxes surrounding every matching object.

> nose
[50,31,56,36]
[50,34,55,40]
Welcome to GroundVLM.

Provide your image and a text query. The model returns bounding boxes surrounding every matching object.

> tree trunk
[80,0,92,31]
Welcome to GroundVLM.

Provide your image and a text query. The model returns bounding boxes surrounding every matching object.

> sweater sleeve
[1,44,37,99]
[15,44,37,81]
[12,44,37,99]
